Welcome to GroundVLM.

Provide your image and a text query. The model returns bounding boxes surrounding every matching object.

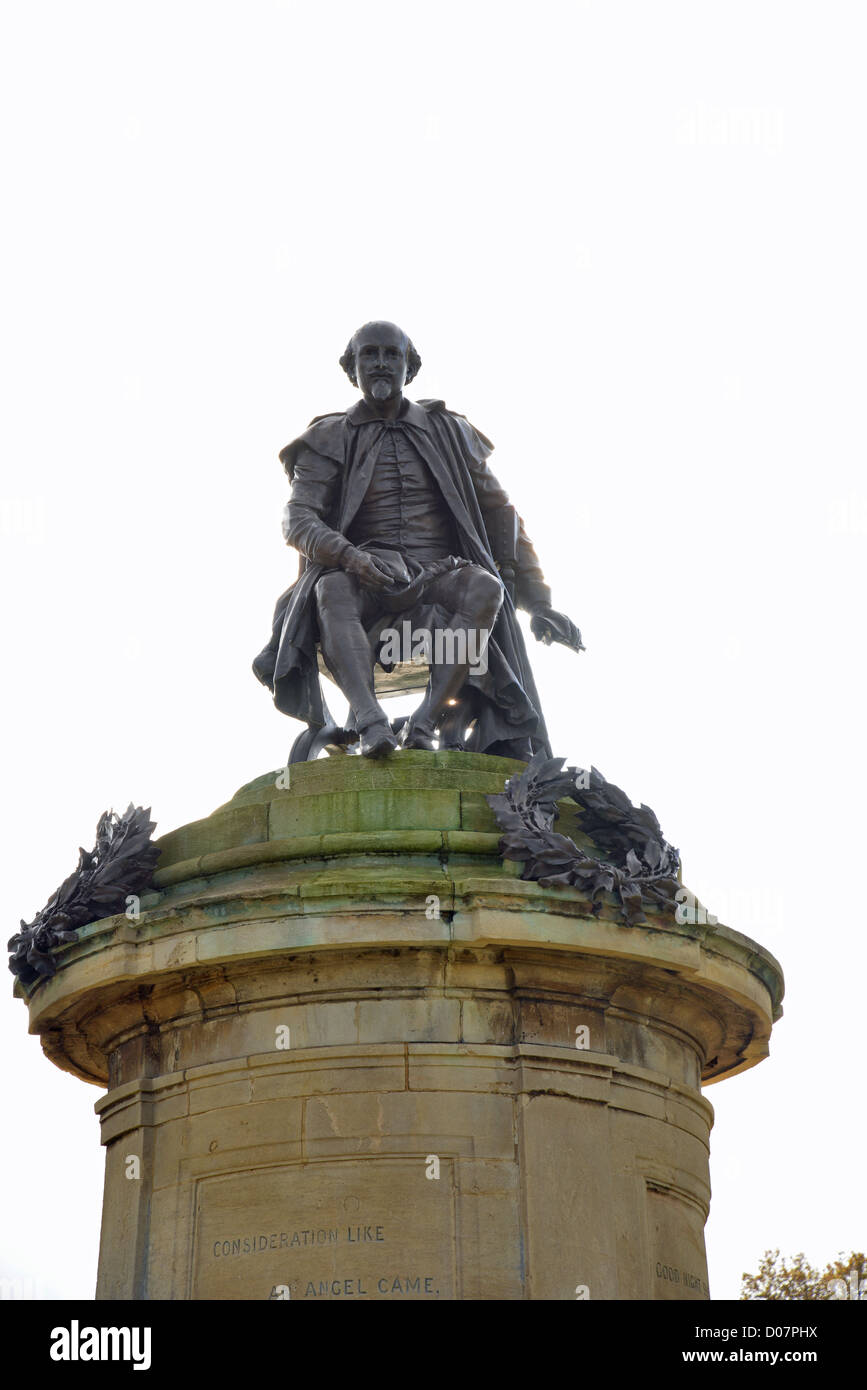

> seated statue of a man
[253,321,581,759]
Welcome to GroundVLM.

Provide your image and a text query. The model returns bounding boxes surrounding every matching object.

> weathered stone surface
[17,753,783,1300]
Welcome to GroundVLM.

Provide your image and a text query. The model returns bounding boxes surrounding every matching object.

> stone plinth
[17,752,783,1301]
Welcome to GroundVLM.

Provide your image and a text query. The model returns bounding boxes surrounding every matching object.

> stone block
[156,804,267,868]
[188,1078,253,1114]
[356,996,461,1045]
[304,1088,515,1160]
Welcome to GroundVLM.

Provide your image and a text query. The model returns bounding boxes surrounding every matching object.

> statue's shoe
[358,720,399,758]
[398,717,438,751]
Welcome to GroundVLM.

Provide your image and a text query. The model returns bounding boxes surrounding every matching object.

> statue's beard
[370,378,393,401]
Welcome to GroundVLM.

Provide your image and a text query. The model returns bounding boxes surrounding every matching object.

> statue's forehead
[352,321,408,350]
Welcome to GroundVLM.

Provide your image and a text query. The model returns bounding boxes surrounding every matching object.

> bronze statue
[253,321,582,760]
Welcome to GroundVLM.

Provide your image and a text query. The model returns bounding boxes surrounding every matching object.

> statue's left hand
[530,607,585,653]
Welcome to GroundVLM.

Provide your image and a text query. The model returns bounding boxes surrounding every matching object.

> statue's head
[339,321,421,402]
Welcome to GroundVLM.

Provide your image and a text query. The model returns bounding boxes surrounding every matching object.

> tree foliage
[741,1249,866,1300]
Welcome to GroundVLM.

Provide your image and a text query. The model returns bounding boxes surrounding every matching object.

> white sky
[1,0,864,1301]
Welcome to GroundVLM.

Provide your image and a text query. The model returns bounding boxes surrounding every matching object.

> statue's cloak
[252,398,551,755]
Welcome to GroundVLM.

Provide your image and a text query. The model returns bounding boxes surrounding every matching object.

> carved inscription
[211,1226,384,1257]
[192,1158,456,1299]
[646,1184,709,1301]
[655,1262,710,1298]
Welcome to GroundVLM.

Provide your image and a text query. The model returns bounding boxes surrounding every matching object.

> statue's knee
[314,572,362,644]
[466,566,504,621]
[315,570,354,608]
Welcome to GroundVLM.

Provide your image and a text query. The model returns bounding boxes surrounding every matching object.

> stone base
[18,753,783,1301]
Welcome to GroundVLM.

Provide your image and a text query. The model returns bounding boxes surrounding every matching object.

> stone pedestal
[18,752,783,1301]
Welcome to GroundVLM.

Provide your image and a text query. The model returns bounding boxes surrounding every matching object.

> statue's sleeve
[513,521,552,613]
[458,420,552,613]
[282,445,354,568]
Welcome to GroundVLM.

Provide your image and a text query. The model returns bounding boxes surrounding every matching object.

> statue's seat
[316,651,429,698]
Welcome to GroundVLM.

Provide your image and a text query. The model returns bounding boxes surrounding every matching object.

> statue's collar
[346,397,429,431]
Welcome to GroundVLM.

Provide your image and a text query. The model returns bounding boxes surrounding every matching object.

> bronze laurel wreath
[9,804,160,985]
[486,754,681,927]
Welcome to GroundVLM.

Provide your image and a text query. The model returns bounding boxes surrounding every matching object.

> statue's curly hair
[339,323,422,387]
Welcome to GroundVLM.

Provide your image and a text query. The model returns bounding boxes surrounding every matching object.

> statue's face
[353,322,409,403]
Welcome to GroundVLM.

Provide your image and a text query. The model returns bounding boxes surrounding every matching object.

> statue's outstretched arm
[464,444,552,613]
[465,439,583,651]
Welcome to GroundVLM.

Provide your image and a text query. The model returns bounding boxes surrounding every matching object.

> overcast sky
[1,0,864,1301]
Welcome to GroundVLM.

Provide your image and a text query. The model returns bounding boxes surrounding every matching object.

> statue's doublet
[345,426,458,562]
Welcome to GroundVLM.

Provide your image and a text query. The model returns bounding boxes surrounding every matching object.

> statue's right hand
[344,549,396,592]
